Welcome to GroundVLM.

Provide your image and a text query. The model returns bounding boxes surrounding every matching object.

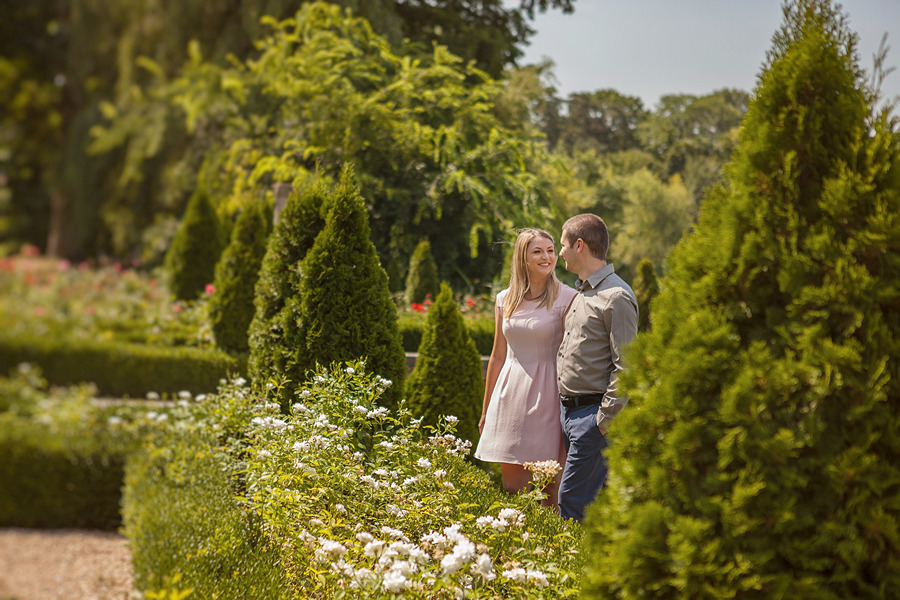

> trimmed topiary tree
[247,179,328,399]
[405,282,484,446]
[164,186,224,301]
[209,200,272,353]
[405,239,440,305]
[582,1,900,598]
[632,258,659,332]
[295,167,407,408]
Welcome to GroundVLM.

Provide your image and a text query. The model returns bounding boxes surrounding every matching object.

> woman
[474,228,577,509]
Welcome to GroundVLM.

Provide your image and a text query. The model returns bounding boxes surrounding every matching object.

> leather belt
[559,393,604,409]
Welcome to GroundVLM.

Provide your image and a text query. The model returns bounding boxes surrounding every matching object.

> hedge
[0,333,246,397]
[398,313,494,356]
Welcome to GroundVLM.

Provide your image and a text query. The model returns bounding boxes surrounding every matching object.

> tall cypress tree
[209,200,272,353]
[247,179,327,398]
[405,238,440,305]
[163,186,224,301]
[406,282,485,445]
[296,167,406,408]
[582,1,900,597]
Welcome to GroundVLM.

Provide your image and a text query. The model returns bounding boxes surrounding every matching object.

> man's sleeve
[597,291,639,430]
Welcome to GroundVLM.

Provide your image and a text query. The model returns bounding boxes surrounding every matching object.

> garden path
[0,528,134,599]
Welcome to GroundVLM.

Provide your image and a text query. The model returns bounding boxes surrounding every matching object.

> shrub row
[0,367,128,530]
[0,332,246,397]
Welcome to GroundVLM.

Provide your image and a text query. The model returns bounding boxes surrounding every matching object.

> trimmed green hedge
[0,369,128,530]
[0,333,246,397]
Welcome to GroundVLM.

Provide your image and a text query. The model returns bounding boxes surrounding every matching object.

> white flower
[309,518,325,528]
[475,516,494,528]
[502,567,527,582]
[416,457,432,469]
[379,441,395,450]
[402,477,419,486]
[351,567,376,589]
[234,377,247,387]
[445,415,458,424]
[315,375,327,384]
[352,452,365,461]
[334,503,346,513]
[390,560,417,577]
[364,540,386,558]
[360,475,378,487]
[299,530,316,546]
[381,526,409,541]
[346,367,355,375]
[293,441,309,452]
[356,532,374,543]
[300,389,311,399]
[420,532,448,548]
[434,469,447,478]
[107,416,123,426]
[386,504,407,517]
[353,405,368,415]
[441,552,467,574]
[195,394,206,402]
[367,407,389,419]
[442,481,455,490]
[382,570,408,592]
[257,449,272,459]
[527,569,550,587]
[471,554,495,581]
[177,390,192,400]
[146,391,160,401]
[318,538,347,557]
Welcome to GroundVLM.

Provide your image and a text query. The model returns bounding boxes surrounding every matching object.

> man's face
[559,230,578,274]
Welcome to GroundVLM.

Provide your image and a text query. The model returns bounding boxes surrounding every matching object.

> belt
[559,393,604,409]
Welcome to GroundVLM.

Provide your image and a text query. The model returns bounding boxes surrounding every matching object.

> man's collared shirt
[557,263,639,430]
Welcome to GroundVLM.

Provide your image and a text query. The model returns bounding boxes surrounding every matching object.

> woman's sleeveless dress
[474,285,577,465]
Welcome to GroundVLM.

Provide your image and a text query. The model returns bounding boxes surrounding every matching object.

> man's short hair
[563,214,609,261]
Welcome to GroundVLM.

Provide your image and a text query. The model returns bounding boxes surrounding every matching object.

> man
[556,213,639,522]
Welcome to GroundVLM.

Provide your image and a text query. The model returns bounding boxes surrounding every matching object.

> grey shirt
[556,263,639,430]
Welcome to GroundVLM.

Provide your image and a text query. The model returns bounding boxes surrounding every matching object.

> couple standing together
[474,213,639,522]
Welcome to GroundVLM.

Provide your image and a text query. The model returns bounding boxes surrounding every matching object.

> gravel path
[0,528,134,600]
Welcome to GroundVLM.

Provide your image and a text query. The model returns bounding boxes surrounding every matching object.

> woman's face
[524,236,556,281]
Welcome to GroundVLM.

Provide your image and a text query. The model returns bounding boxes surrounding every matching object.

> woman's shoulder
[496,288,510,309]
[556,283,578,304]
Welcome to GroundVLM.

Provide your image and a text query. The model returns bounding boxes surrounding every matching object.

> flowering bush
[0,253,213,349]
[125,362,583,599]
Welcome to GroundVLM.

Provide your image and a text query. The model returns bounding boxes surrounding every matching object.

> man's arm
[596,291,639,432]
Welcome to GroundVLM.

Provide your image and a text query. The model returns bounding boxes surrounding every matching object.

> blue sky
[512,0,900,109]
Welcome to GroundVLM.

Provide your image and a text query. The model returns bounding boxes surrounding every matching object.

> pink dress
[474,284,577,465]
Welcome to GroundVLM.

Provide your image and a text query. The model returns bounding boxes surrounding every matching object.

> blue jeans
[558,403,609,522]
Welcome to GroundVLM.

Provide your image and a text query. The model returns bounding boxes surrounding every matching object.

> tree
[632,258,658,333]
[209,199,272,353]
[558,89,647,155]
[247,177,328,399]
[295,168,407,408]
[406,282,484,445]
[582,1,900,597]
[163,186,223,301]
[405,239,440,304]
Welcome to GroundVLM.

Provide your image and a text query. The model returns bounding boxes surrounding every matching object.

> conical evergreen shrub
[247,179,328,399]
[209,200,272,353]
[633,258,659,332]
[405,239,440,305]
[295,167,407,408]
[582,1,900,597]
[164,187,224,301]
[405,282,484,446]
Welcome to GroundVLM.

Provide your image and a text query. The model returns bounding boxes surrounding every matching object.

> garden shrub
[405,283,484,445]
[0,365,128,530]
[294,168,406,408]
[398,312,494,356]
[164,186,225,301]
[583,1,900,597]
[405,239,440,304]
[0,332,245,397]
[210,199,272,352]
[247,178,328,402]
[632,258,658,332]
[123,381,289,599]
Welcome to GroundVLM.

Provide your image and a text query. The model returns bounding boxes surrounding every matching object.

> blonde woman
[474,228,577,509]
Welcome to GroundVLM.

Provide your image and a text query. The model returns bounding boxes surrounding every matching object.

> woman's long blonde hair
[505,228,560,320]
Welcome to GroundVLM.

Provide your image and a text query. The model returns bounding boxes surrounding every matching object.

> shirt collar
[576,263,615,292]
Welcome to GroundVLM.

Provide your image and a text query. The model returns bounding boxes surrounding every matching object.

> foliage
[247,177,328,403]
[405,283,485,445]
[210,199,272,353]
[405,239,440,304]
[632,258,658,332]
[582,1,900,597]
[91,3,562,290]
[163,185,224,301]
[295,169,407,408]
